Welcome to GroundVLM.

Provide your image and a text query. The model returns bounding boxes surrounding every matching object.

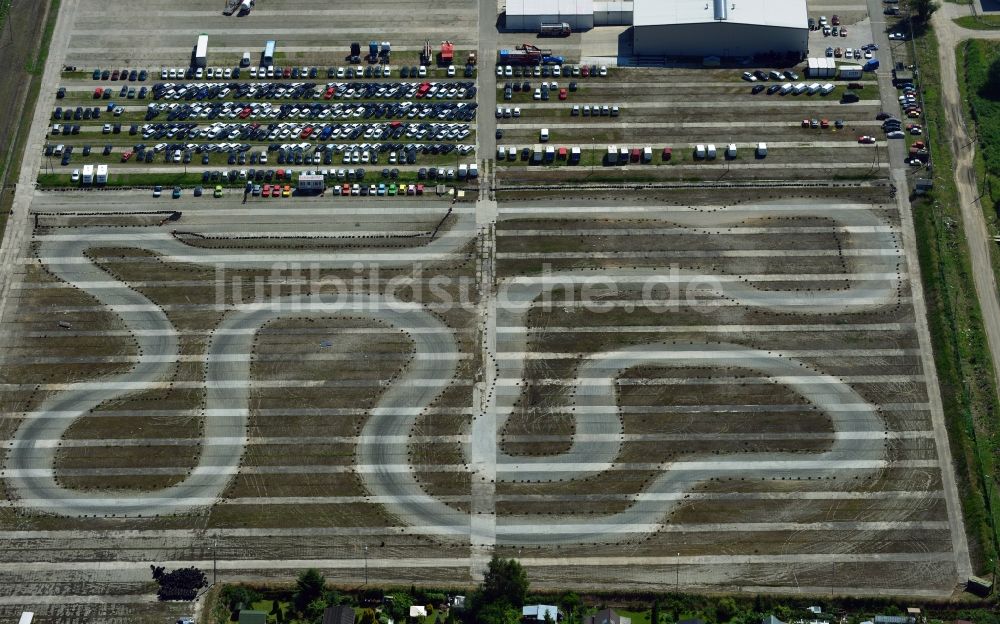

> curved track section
[492,204,900,482]
[493,342,882,544]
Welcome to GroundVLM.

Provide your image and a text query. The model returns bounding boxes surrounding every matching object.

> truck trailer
[540,22,571,36]
[194,34,208,69]
[263,40,276,66]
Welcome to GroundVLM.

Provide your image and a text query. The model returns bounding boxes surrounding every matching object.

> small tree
[293,569,326,613]
[478,601,522,624]
[908,0,938,23]
[652,600,661,624]
[387,591,414,622]
[358,608,379,624]
[478,556,529,608]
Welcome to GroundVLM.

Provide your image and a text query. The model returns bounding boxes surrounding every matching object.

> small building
[410,605,428,618]
[505,0,595,31]
[584,608,631,624]
[839,64,864,79]
[762,616,786,624]
[967,574,993,596]
[297,173,325,193]
[523,605,560,622]
[238,611,267,624]
[322,605,356,624]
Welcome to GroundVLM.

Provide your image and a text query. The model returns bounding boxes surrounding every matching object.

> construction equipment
[421,40,432,66]
[440,40,454,65]
[467,51,477,65]
[516,43,551,56]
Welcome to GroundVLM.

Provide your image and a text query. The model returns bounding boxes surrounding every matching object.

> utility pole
[213,538,218,585]
[675,552,680,592]
[363,543,369,585]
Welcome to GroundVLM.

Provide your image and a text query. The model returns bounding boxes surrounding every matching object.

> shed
[238,611,267,624]
[323,606,356,624]
[410,606,428,618]
[874,617,914,624]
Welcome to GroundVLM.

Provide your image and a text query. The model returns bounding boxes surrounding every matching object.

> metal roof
[633,0,806,30]
[506,0,595,16]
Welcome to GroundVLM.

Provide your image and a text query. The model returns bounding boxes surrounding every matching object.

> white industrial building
[504,0,807,59]
[632,0,808,58]
[504,0,596,31]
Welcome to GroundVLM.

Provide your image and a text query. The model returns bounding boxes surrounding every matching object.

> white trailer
[194,34,208,68]
[96,164,108,184]
[81,164,94,185]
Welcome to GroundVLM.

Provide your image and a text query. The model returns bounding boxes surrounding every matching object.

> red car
[239,107,252,119]
[581,65,590,77]
[300,126,313,139]
[324,86,335,99]
[342,183,351,195]
[121,150,133,162]
[857,135,876,144]
[93,88,103,98]
[558,88,568,100]
[261,184,271,197]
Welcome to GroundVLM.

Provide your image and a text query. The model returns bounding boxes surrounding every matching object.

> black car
[92,69,101,80]
[495,128,503,139]
[138,70,147,81]
[400,66,409,78]
[56,87,66,99]
[103,144,113,156]
[767,84,781,94]
[751,84,765,94]
[82,145,91,156]
[129,70,138,81]
[101,69,110,80]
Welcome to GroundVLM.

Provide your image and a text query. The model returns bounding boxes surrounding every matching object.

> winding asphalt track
[8,204,898,544]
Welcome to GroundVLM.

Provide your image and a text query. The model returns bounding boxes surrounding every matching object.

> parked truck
[194,34,208,69]
[540,22,572,36]
[441,41,454,65]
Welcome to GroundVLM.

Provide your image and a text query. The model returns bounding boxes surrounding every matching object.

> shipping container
[194,34,208,68]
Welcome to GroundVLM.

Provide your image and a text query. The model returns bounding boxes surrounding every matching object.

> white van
[606,145,617,165]
[540,128,549,142]
[780,82,793,95]
[820,83,836,94]
[706,144,717,159]
[807,82,822,94]
[757,142,768,158]
[793,83,808,95]
[726,143,737,159]
[695,144,706,159]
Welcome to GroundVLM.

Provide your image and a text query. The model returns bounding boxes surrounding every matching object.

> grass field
[954,15,1000,29]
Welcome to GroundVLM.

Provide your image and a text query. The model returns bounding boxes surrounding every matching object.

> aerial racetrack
[8,202,898,546]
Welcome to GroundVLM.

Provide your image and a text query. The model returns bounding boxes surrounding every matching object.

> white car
[71,169,80,182]
[447,64,455,77]
[540,128,549,141]
[496,65,503,77]
[742,71,757,82]
[504,65,513,76]
[599,65,608,76]
[513,107,521,117]
[886,130,905,139]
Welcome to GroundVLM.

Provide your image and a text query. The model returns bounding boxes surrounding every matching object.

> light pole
[213,538,218,586]
[363,544,369,585]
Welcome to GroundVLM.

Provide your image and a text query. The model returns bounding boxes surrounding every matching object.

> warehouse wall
[503,12,595,30]
[593,0,633,25]
[633,22,807,58]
